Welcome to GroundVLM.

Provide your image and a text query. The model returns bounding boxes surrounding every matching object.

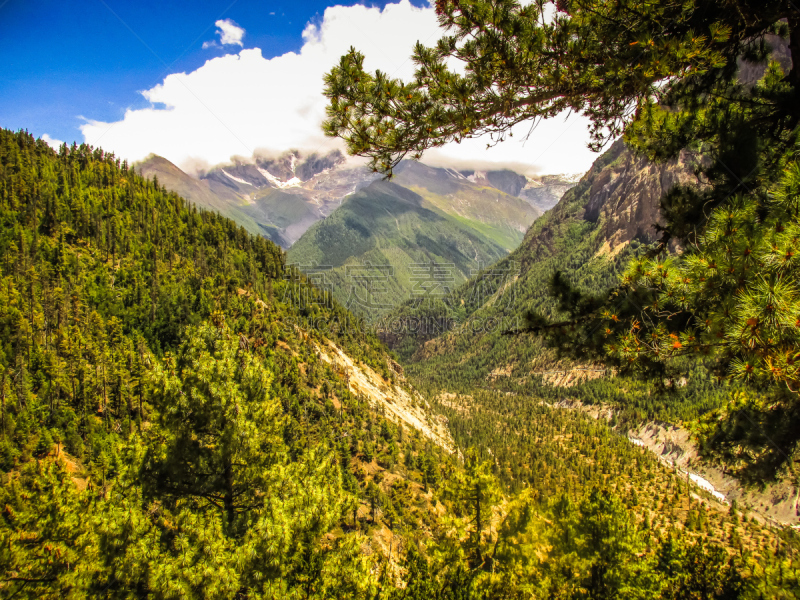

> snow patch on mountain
[257,167,301,188]
[445,168,467,180]
[222,169,254,186]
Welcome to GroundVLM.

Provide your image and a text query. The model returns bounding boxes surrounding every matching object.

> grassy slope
[287,179,531,320]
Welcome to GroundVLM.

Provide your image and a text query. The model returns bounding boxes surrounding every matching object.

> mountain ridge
[137,152,578,250]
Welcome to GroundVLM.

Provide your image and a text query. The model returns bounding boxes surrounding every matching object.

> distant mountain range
[136,151,579,319]
[137,150,377,248]
[136,151,579,250]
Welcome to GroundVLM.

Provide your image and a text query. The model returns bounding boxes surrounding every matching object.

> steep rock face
[519,174,581,213]
[738,33,792,85]
[581,140,695,249]
[295,151,345,181]
[200,150,346,191]
[548,33,789,253]
[485,170,528,196]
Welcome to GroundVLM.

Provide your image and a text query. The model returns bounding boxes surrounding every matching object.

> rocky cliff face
[519,174,582,213]
[566,33,791,252]
[579,140,696,251]
[485,169,528,196]
[199,149,347,191]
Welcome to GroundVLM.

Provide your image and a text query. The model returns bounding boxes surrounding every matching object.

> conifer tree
[323,0,800,469]
[442,452,502,569]
[543,488,655,598]
[324,0,796,177]
[140,322,283,532]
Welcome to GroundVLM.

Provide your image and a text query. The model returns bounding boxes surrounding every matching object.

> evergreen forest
[4,0,800,597]
[1,128,799,598]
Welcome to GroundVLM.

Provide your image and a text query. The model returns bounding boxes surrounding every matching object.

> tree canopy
[323,0,800,473]
[324,0,797,176]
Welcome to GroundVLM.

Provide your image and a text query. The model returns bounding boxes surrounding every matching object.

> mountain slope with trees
[324,0,800,484]
[380,139,694,379]
[287,163,541,321]
[0,129,444,597]
[3,128,797,598]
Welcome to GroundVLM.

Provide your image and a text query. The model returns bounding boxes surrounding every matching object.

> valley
[4,0,800,595]
[2,122,800,597]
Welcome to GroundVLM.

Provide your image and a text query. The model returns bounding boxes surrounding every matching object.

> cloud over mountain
[81,1,597,176]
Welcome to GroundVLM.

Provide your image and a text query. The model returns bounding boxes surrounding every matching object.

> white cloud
[215,19,244,46]
[42,133,64,149]
[81,1,598,176]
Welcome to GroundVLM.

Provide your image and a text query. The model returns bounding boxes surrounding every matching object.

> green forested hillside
[288,171,538,321]
[381,142,645,377]
[0,129,439,597]
[2,129,798,599]
[135,154,288,247]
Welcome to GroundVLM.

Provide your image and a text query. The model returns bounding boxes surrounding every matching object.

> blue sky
[0,0,596,175]
[0,0,426,144]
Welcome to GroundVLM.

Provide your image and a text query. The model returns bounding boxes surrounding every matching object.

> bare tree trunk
[224,454,235,530]
[101,359,108,429]
[1,370,6,439]
[475,483,483,565]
